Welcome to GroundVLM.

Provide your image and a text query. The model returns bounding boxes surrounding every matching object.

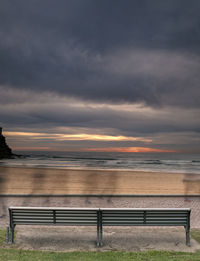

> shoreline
[0,166,200,195]
[0,164,198,175]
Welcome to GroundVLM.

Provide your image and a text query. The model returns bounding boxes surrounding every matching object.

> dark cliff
[0,128,13,159]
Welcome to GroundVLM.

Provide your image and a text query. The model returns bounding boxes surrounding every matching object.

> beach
[0,166,200,195]
[1,166,200,251]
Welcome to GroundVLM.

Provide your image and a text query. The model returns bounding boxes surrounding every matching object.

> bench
[7,207,101,246]
[99,208,191,246]
[7,207,191,246]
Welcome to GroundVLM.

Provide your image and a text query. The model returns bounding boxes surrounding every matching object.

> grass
[0,228,6,246]
[0,229,200,261]
[191,229,200,243]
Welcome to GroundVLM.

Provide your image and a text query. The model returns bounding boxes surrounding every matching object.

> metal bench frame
[99,208,191,247]
[7,207,101,246]
[7,207,191,246]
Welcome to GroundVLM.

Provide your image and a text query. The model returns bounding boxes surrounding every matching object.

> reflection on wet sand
[0,166,200,195]
[183,174,200,196]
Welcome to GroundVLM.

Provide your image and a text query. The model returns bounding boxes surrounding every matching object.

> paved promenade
[1,195,200,228]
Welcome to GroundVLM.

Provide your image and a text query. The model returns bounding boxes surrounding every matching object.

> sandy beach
[0,166,200,195]
[1,166,200,252]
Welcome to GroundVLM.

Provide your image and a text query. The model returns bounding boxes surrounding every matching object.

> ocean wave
[144,160,162,165]
[1,151,200,174]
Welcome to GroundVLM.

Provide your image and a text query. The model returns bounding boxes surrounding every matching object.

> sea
[0,151,200,174]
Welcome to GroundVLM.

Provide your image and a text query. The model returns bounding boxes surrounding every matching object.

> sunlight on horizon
[5,131,152,142]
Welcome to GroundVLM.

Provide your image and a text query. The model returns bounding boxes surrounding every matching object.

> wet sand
[0,166,200,195]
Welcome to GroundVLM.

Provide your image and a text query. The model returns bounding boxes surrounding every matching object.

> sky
[0,0,200,153]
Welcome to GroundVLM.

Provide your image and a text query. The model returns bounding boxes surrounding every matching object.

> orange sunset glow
[12,146,177,153]
[85,147,177,153]
[4,131,179,153]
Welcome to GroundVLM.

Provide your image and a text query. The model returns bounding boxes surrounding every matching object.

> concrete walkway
[5,226,200,252]
[1,196,200,227]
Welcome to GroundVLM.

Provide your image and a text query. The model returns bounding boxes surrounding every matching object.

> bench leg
[185,225,190,247]
[97,210,103,247]
[186,227,190,247]
[11,226,15,244]
[100,220,103,247]
[97,220,100,246]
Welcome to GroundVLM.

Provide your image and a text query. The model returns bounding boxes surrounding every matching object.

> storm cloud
[0,0,200,152]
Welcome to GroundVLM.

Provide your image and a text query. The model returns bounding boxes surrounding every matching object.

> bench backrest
[9,207,190,228]
[100,208,190,226]
[9,207,99,226]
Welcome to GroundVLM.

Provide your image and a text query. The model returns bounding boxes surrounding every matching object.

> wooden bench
[7,207,191,246]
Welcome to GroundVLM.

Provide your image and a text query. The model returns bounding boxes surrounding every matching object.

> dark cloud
[0,87,199,136]
[0,0,200,107]
[0,1,200,152]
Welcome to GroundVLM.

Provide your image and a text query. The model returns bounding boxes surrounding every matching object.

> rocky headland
[0,127,13,159]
